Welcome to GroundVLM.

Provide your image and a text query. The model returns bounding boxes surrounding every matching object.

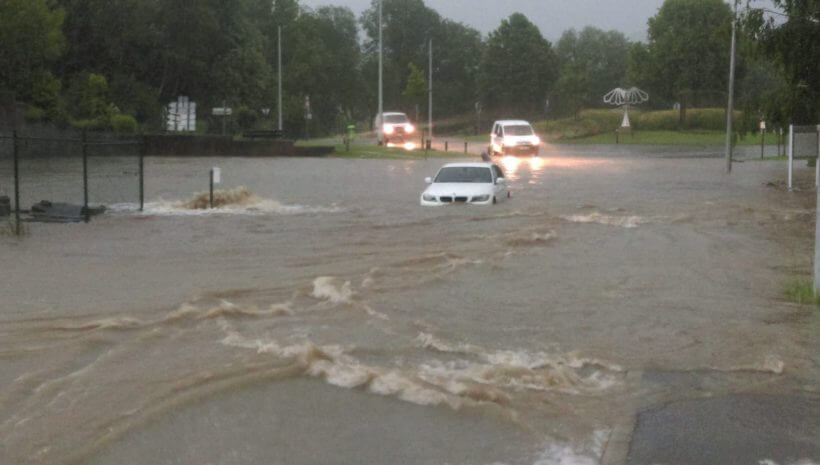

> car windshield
[435,167,493,183]
[384,114,408,124]
[503,125,533,136]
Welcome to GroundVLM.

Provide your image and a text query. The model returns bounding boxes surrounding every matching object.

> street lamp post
[378,0,383,131]
[724,0,738,174]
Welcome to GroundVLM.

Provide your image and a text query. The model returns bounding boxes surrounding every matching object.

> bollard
[426,139,431,150]
[464,141,468,154]
[761,130,765,159]
[209,169,214,209]
[445,141,448,152]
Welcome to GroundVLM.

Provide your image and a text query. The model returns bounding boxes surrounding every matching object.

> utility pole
[724,0,738,174]
[277,26,283,132]
[428,38,433,142]
[378,0,383,130]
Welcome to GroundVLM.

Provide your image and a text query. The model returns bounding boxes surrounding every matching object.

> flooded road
[1,149,818,464]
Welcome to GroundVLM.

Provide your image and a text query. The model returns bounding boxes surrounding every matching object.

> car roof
[494,120,532,126]
[439,162,494,169]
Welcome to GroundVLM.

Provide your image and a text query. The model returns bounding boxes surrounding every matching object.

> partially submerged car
[420,162,509,206]
[489,120,540,157]
[374,112,416,145]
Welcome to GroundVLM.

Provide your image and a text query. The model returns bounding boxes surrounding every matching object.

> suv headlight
[383,125,394,134]
[405,124,415,134]
[472,195,490,202]
[422,193,437,202]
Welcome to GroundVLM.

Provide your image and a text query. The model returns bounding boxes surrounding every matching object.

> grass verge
[551,130,776,146]
[783,279,820,307]
[328,144,471,160]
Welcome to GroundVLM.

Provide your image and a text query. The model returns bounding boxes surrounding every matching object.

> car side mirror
[425,177,433,184]
[496,177,506,185]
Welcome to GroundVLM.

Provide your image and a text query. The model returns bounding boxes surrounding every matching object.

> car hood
[423,183,494,196]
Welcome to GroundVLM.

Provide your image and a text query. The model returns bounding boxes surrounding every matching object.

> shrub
[111,114,138,134]
[236,106,259,131]
[24,106,46,123]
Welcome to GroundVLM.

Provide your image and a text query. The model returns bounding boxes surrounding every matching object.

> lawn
[324,143,471,160]
[553,130,777,146]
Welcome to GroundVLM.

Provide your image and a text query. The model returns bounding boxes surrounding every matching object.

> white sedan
[420,162,509,206]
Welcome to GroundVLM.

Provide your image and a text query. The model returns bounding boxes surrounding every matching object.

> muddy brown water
[1,148,818,464]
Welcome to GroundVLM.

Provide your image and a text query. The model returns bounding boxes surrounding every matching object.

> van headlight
[405,124,415,134]
[472,195,490,202]
[383,125,395,135]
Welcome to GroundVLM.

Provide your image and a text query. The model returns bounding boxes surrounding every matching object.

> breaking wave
[561,212,647,228]
[107,187,342,216]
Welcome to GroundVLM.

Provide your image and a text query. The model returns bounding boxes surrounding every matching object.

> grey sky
[298,0,669,41]
[299,0,776,42]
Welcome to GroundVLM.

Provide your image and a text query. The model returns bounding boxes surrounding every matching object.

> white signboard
[166,96,196,132]
[212,107,233,116]
[212,167,221,184]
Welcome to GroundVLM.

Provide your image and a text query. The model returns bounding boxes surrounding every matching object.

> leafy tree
[360,0,440,117]
[403,62,426,122]
[554,27,631,117]
[478,13,557,117]
[744,0,819,124]
[0,0,65,111]
[629,0,733,123]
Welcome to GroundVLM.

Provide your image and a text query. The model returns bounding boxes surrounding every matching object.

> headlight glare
[383,125,394,134]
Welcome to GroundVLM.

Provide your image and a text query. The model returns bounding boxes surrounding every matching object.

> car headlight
[405,124,415,134]
[533,136,541,145]
[472,195,490,202]
[422,193,437,202]
[383,125,394,135]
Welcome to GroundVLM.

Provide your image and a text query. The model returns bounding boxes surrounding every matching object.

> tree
[360,0,440,117]
[403,62,426,122]
[744,0,820,124]
[554,27,631,117]
[478,13,557,117]
[629,0,733,123]
[0,0,65,112]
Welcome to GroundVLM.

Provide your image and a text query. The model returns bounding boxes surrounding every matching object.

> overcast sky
[299,0,776,42]
[298,0,668,41]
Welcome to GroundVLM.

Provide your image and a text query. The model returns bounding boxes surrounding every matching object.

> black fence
[0,129,144,236]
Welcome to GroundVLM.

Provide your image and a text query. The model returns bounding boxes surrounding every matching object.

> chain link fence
[0,127,144,235]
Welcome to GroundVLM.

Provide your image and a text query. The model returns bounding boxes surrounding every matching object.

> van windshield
[384,114,408,124]
[504,125,533,136]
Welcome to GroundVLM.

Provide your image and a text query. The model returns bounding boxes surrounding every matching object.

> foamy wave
[759,460,820,465]
[711,354,785,375]
[533,444,599,465]
[561,212,646,228]
[311,277,354,304]
[415,332,483,355]
[107,187,342,216]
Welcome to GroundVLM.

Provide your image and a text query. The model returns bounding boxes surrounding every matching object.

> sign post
[210,167,221,209]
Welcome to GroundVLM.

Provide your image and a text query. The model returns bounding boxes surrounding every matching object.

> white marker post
[210,167,221,209]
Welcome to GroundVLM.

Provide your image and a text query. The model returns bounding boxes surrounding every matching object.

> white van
[374,112,416,145]
[489,120,541,157]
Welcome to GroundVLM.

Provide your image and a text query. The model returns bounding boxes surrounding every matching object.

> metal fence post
[12,130,20,236]
[209,169,214,209]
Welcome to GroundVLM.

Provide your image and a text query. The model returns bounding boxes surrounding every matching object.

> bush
[111,114,138,134]
[24,106,46,123]
[236,106,259,131]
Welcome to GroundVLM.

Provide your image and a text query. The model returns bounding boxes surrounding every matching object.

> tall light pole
[428,38,433,142]
[277,25,283,132]
[724,0,738,173]
[378,0,383,128]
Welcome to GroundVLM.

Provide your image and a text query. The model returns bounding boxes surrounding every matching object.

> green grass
[552,130,776,146]
[783,280,820,307]
[328,143,470,160]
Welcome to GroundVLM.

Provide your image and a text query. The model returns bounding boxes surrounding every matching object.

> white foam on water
[107,187,343,217]
[710,354,785,375]
[533,444,599,465]
[415,332,482,355]
[561,212,646,228]
[311,277,354,304]
[760,460,820,465]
